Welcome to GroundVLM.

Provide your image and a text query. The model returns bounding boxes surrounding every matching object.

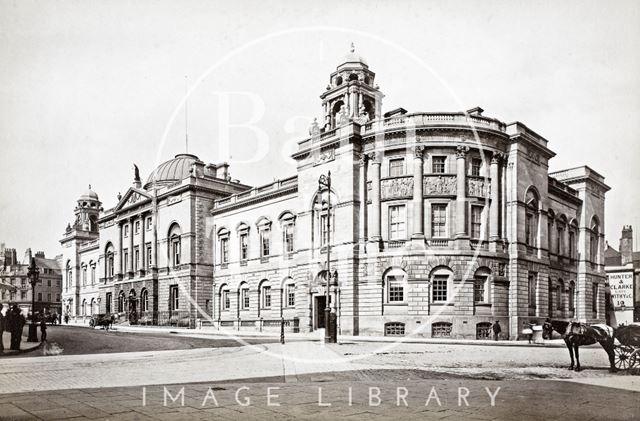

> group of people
[0,303,27,351]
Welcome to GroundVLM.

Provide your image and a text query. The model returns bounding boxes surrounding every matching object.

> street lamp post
[27,257,40,342]
[318,172,337,343]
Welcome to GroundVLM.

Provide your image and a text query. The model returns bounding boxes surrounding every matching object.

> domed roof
[79,185,99,201]
[145,153,200,188]
[339,43,368,66]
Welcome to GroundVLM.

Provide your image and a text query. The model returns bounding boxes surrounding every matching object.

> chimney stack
[620,225,633,265]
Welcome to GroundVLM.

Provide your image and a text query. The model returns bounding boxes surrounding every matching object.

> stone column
[117,222,123,276]
[489,152,502,242]
[359,154,368,244]
[128,218,134,273]
[140,214,146,271]
[455,145,469,241]
[369,152,382,244]
[412,146,425,241]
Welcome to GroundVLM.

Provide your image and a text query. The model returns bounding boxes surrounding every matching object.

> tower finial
[350,42,355,53]
[88,184,91,190]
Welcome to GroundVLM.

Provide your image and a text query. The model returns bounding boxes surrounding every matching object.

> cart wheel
[614,345,634,370]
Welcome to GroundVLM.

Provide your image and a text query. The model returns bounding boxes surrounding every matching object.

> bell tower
[74,185,101,233]
[320,43,384,130]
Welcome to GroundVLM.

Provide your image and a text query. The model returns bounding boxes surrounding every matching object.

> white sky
[1,0,639,257]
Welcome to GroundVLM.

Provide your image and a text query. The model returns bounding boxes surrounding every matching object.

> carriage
[89,313,115,330]
[613,324,640,370]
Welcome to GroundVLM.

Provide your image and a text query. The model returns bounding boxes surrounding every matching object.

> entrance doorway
[314,296,327,329]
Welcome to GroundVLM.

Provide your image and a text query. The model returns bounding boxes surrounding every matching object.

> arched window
[430,266,453,303]
[220,284,230,314]
[556,279,564,315]
[82,264,87,286]
[89,298,95,316]
[590,217,600,266]
[383,268,407,303]
[279,212,296,255]
[105,243,115,278]
[473,267,491,303]
[217,227,230,264]
[432,322,453,338]
[140,289,149,312]
[117,291,125,313]
[568,280,576,317]
[335,76,343,86]
[168,224,182,267]
[66,261,72,290]
[348,73,359,81]
[547,210,555,252]
[239,282,250,310]
[259,280,272,309]
[568,220,578,260]
[524,188,539,249]
[81,299,86,316]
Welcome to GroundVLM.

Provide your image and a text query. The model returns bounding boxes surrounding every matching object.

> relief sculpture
[381,177,413,199]
[467,178,490,197]
[423,175,456,195]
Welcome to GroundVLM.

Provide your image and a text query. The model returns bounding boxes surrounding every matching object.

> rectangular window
[525,213,536,247]
[146,217,152,230]
[387,276,404,302]
[146,244,152,268]
[37,292,42,301]
[47,293,51,302]
[172,238,181,266]
[241,288,250,309]
[222,290,230,310]
[123,250,129,272]
[388,205,406,240]
[432,276,448,302]
[124,224,129,237]
[134,246,140,271]
[320,214,329,246]
[260,230,270,257]
[284,224,294,254]
[57,280,61,287]
[528,272,537,309]
[389,158,405,177]
[56,294,60,302]
[431,204,447,238]
[471,206,483,239]
[262,286,271,308]
[135,221,140,234]
[47,279,51,287]
[432,156,446,174]
[474,277,486,303]
[220,238,229,263]
[170,285,179,310]
[240,233,248,261]
[470,158,482,176]
[107,255,114,277]
[287,284,295,307]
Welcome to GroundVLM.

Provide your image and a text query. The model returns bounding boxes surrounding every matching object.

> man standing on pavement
[40,315,47,342]
[0,303,4,352]
[492,320,502,341]
[10,304,24,350]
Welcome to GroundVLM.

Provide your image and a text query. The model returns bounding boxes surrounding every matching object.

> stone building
[0,248,62,316]
[61,46,610,339]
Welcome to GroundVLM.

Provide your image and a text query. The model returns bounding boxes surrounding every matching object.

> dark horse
[543,320,617,372]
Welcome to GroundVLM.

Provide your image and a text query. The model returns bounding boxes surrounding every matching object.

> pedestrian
[64,313,69,325]
[10,304,23,351]
[40,315,47,342]
[492,320,502,341]
[543,318,552,340]
[0,303,5,352]
[524,322,535,344]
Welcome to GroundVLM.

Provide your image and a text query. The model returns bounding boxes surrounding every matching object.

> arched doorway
[128,289,138,324]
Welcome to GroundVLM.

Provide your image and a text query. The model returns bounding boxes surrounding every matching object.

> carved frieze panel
[467,177,490,197]
[423,175,456,196]
[381,177,414,199]
[313,148,335,166]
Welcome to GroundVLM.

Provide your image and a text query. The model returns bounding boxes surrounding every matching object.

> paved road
[0,369,637,420]
[9,325,278,357]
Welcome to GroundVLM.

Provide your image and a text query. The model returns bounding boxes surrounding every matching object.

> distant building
[0,247,63,316]
[605,225,639,325]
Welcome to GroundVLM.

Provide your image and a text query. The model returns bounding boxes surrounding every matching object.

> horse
[543,320,617,372]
